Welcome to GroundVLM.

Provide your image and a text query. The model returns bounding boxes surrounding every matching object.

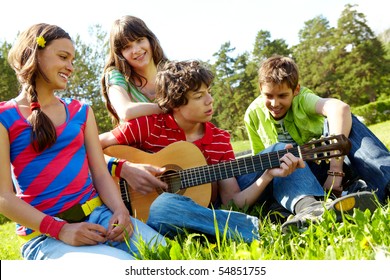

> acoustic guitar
[104,134,351,221]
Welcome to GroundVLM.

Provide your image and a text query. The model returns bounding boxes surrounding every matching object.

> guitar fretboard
[162,147,301,189]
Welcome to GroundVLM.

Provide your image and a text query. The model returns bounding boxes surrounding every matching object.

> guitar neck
[119,178,132,214]
[178,147,301,188]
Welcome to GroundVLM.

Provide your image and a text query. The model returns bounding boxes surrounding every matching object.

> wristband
[115,159,126,178]
[107,157,115,175]
[39,215,67,240]
[108,157,119,176]
[327,170,345,177]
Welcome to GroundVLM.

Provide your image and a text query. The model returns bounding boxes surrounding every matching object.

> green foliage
[0,41,19,101]
[61,24,113,133]
[293,15,336,98]
[211,43,256,140]
[294,4,388,105]
[352,99,390,125]
[0,4,388,137]
[252,30,291,64]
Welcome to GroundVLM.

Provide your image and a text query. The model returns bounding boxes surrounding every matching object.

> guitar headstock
[300,134,351,163]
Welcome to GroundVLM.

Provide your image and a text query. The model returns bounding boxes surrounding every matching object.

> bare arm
[316,98,352,193]
[108,85,161,121]
[84,108,133,241]
[316,97,352,138]
[0,124,48,233]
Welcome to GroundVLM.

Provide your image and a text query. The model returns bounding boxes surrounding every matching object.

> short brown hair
[258,55,299,91]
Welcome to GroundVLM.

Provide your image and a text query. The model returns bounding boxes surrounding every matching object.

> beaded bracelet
[39,215,67,240]
[327,170,345,177]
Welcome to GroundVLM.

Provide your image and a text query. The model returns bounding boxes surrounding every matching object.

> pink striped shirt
[0,98,97,237]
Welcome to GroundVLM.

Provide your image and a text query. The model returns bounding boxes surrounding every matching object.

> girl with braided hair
[0,23,165,260]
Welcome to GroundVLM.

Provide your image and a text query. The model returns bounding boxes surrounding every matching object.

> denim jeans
[147,143,325,242]
[21,205,166,260]
[236,143,325,213]
[309,115,390,203]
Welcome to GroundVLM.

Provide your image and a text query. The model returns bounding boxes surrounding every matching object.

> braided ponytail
[26,84,57,152]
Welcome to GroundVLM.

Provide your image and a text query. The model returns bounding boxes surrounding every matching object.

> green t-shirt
[105,68,154,103]
[244,87,325,154]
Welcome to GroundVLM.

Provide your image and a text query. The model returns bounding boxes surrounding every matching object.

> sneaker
[329,191,377,221]
[281,201,324,233]
[282,191,378,233]
[345,179,368,194]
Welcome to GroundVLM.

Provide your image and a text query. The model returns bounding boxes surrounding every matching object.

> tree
[292,16,335,97]
[230,52,259,139]
[252,30,290,64]
[331,4,388,105]
[0,41,18,102]
[210,42,237,135]
[60,25,112,133]
[210,42,252,140]
[210,42,260,140]
[377,28,390,100]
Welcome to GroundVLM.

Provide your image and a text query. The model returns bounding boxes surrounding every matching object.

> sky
[1,0,388,62]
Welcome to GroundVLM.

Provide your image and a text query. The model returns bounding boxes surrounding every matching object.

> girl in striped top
[0,23,165,260]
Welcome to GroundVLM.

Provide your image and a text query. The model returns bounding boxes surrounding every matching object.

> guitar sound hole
[159,169,184,195]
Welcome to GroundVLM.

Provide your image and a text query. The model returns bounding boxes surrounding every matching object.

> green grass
[368,120,390,148]
[134,203,390,260]
[0,221,23,260]
[231,139,250,154]
[1,121,389,260]
[2,200,389,260]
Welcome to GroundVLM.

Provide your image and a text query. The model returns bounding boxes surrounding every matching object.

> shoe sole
[330,191,377,220]
[282,191,378,233]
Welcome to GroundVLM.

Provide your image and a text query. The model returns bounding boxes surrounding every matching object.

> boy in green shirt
[244,55,389,209]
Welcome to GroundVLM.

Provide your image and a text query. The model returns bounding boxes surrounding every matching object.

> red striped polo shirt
[112,113,235,164]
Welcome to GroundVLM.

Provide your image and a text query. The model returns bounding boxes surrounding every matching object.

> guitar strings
[158,148,301,192]
[130,137,340,194]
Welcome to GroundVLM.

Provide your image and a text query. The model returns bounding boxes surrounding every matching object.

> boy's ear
[293,84,300,96]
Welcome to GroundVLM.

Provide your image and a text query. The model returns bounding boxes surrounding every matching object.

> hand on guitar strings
[122,162,168,195]
[270,143,305,178]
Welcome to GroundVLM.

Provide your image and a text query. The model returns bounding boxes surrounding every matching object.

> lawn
[1,121,389,260]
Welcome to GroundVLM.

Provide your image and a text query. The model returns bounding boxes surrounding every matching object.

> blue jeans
[21,205,166,260]
[147,143,324,242]
[309,115,390,203]
[236,143,325,213]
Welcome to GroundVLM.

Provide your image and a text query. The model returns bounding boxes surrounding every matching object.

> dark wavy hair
[155,60,214,114]
[101,15,167,125]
